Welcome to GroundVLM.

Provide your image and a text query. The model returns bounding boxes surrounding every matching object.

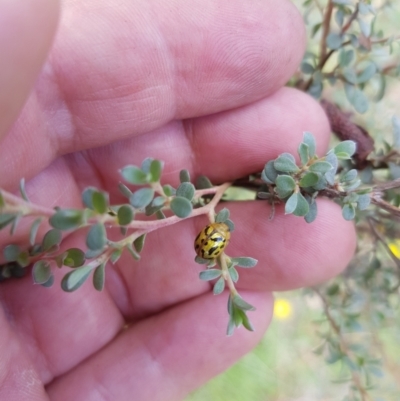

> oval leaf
[274,155,299,173]
[117,205,134,226]
[130,188,154,209]
[149,160,163,182]
[285,193,298,215]
[120,165,148,185]
[61,266,93,292]
[49,209,84,230]
[231,257,258,268]
[86,223,106,250]
[176,182,195,201]
[299,172,319,187]
[170,196,193,218]
[32,260,51,284]
[215,208,230,223]
[213,276,225,295]
[64,248,86,267]
[42,229,62,252]
[293,193,310,217]
[93,263,106,291]
[199,269,222,281]
[179,169,191,183]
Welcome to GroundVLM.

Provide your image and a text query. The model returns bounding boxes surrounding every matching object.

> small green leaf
[232,294,256,311]
[32,261,51,284]
[41,274,55,288]
[213,277,225,295]
[162,184,176,196]
[392,116,400,148]
[141,158,154,173]
[127,243,141,260]
[170,196,193,218]
[275,175,296,198]
[264,161,278,183]
[343,179,361,191]
[357,62,376,84]
[333,141,356,158]
[305,199,318,223]
[130,188,154,209]
[199,269,222,281]
[326,32,342,49]
[19,178,30,202]
[303,134,316,155]
[176,182,195,201]
[179,169,191,183]
[9,213,21,235]
[3,244,20,262]
[61,266,93,292]
[196,175,213,189]
[17,251,29,267]
[342,204,356,220]
[309,161,333,174]
[298,143,309,165]
[351,88,369,113]
[145,204,163,216]
[110,249,122,264]
[86,223,106,250]
[49,209,84,230]
[231,257,257,268]
[343,169,358,182]
[42,229,62,252]
[149,160,163,182]
[194,255,209,264]
[357,194,371,210]
[117,205,134,225]
[121,165,149,185]
[93,263,106,291]
[81,187,96,209]
[285,193,298,215]
[215,208,230,223]
[240,310,255,332]
[134,234,146,253]
[227,317,235,336]
[274,155,299,173]
[152,196,165,207]
[300,62,314,74]
[325,152,339,184]
[299,172,319,187]
[338,48,354,67]
[0,191,4,208]
[225,219,235,232]
[156,210,166,219]
[29,218,42,246]
[118,183,133,199]
[92,191,109,214]
[228,266,239,282]
[293,193,309,217]
[0,214,17,230]
[64,248,86,267]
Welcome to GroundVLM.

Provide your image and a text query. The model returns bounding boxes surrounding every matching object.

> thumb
[0,0,59,140]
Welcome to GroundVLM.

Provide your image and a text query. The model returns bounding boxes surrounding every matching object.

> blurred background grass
[187,1,400,399]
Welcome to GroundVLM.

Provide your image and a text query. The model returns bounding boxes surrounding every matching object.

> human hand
[0,0,356,400]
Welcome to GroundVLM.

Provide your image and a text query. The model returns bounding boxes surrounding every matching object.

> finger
[0,0,305,185]
[0,0,59,140]
[0,306,48,401]
[105,198,355,319]
[0,197,354,383]
[77,87,331,196]
[46,291,273,401]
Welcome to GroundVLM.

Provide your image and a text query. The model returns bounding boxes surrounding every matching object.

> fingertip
[0,0,60,139]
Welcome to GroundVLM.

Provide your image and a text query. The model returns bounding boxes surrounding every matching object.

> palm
[0,0,355,400]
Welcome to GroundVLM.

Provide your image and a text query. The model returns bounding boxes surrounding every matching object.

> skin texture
[0,0,356,400]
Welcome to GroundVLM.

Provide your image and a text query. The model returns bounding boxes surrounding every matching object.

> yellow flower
[274,298,293,320]
[388,241,400,258]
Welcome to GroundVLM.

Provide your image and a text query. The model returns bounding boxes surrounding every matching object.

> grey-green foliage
[259,132,370,222]
[298,0,399,113]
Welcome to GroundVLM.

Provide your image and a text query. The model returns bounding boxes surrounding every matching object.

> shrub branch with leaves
[1,0,400,400]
